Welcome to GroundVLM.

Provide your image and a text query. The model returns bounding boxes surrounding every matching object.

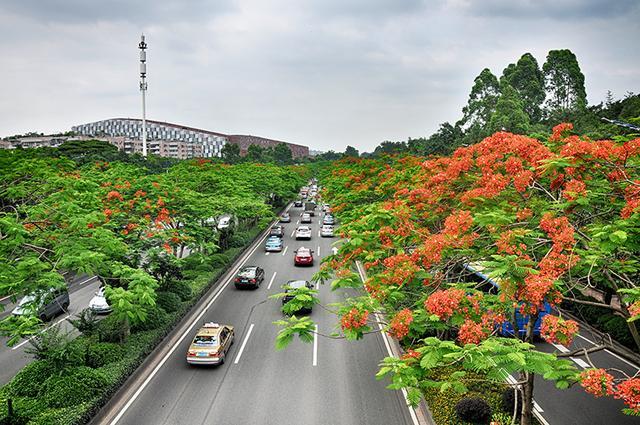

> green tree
[273,143,293,165]
[461,68,500,129]
[502,53,545,123]
[221,142,241,164]
[488,82,530,134]
[543,49,587,117]
[344,146,359,157]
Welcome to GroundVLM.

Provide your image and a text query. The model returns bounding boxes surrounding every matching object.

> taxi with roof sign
[186,322,235,365]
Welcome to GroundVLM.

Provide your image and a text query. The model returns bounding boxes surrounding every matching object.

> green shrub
[28,403,88,425]
[130,307,168,333]
[8,361,57,397]
[181,253,214,274]
[42,367,108,408]
[97,315,127,343]
[84,342,125,368]
[167,280,193,302]
[228,232,251,248]
[455,397,492,424]
[155,291,182,313]
[209,253,230,269]
[67,309,100,337]
[0,396,47,425]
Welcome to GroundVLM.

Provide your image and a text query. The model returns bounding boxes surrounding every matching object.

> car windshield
[193,335,217,345]
[297,248,310,255]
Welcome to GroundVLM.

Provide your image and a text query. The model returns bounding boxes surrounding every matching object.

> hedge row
[0,225,264,425]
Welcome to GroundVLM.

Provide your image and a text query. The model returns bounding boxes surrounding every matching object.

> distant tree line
[367,49,640,158]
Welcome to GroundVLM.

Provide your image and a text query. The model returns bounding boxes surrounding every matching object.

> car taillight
[235,278,240,282]
[250,278,256,283]
[188,351,196,356]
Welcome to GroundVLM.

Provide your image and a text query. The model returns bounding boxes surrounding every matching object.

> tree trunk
[520,313,537,425]
[520,372,535,425]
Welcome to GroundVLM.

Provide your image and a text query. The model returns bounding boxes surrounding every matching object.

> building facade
[71,118,309,159]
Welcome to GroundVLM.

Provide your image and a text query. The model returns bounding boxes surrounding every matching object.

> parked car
[265,236,284,252]
[216,214,237,231]
[280,212,291,223]
[13,286,70,321]
[294,200,303,207]
[89,286,112,314]
[234,266,265,289]
[323,215,335,225]
[320,224,334,238]
[269,225,285,238]
[186,322,234,365]
[294,247,314,266]
[295,226,312,240]
[301,213,312,223]
[282,280,315,313]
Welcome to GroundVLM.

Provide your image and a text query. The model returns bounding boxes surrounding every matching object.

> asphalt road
[530,326,640,425]
[0,274,101,385]
[105,204,416,425]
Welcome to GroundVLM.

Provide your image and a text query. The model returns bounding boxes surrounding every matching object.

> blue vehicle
[265,236,283,252]
[464,262,551,337]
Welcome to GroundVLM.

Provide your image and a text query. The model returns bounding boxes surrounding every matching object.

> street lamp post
[139,34,148,157]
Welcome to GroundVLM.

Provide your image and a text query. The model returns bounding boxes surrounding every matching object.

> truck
[304,201,316,216]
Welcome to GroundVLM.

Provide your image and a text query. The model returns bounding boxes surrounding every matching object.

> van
[464,262,550,337]
[13,287,70,321]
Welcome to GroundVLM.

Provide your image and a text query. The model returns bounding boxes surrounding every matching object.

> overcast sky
[1,0,638,152]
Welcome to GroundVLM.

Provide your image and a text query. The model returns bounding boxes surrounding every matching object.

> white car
[89,286,112,314]
[301,213,312,223]
[295,226,312,240]
[320,225,334,237]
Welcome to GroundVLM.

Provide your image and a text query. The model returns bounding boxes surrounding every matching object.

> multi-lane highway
[0,275,101,385]
[96,203,417,425]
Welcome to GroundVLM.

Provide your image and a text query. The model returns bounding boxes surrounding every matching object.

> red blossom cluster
[388,309,413,339]
[562,179,587,201]
[458,319,487,345]
[106,190,124,201]
[580,369,615,397]
[629,302,640,318]
[401,349,421,361]
[539,315,579,346]
[621,181,640,219]
[550,122,574,142]
[341,308,369,331]
[379,254,421,287]
[424,288,466,320]
[615,378,640,411]
[443,210,474,236]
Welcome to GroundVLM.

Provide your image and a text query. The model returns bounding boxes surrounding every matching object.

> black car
[282,280,314,313]
[234,266,265,289]
[294,200,303,207]
[269,225,285,238]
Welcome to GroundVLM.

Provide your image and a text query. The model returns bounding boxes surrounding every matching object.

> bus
[464,262,551,337]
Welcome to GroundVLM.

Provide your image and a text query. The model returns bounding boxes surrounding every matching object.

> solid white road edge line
[267,272,277,290]
[576,333,640,371]
[313,324,318,366]
[234,323,255,364]
[282,246,289,256]
[12,314,71,350]
[317,246,320,256]
[356,263,419,425]
[109,225,270,425]
[77,276,97,285]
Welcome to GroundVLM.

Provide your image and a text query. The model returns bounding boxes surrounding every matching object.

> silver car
[295,226,312,240]
[320,224,334,237]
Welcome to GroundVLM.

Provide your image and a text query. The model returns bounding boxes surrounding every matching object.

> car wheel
[39,313,47,322]
[220,355,225,365]
[62,302,70,310]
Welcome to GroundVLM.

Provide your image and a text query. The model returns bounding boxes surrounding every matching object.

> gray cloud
[0,0,639,152]
[454,0,640,19]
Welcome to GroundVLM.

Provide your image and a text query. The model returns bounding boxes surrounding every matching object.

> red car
[294,247,314,266]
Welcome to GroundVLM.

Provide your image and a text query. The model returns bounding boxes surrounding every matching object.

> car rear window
[194,335,217,345]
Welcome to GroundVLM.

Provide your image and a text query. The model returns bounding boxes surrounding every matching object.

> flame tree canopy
[303,124,640,421]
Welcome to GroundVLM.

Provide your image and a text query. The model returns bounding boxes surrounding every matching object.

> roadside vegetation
[275,49,640,425]
[0,146,306,424]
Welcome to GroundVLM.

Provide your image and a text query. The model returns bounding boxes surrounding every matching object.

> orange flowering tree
[278,125,640,423]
